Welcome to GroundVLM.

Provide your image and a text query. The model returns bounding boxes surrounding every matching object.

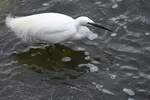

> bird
[5,13,113,44]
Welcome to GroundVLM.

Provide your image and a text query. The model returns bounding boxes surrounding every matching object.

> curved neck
[75,19,84,31]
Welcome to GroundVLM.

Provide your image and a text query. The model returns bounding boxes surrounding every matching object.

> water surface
[0,0,150,100]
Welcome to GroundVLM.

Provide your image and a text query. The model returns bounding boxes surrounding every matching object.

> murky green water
[0,0,150,100]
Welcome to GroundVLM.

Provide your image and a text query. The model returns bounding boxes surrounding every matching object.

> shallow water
[0,0,150,100]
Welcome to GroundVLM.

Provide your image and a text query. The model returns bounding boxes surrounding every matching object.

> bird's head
[76,16,113,32]
[76,16,94,26]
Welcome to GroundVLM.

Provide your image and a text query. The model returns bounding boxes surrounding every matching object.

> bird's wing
[7,13,75,34]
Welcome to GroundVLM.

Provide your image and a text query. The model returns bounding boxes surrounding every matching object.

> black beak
[88,22,113,33]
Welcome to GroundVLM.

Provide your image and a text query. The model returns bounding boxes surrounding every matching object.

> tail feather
[5,14,14,28]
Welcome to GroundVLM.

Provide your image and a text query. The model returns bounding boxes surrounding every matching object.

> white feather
[6,13,97,43]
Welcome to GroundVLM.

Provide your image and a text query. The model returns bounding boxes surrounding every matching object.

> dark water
[0,0,150,100]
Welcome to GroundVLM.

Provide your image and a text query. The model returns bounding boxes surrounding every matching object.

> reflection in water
[16,44,89,79]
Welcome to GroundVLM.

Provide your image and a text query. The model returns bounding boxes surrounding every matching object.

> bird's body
[6,13,98,43]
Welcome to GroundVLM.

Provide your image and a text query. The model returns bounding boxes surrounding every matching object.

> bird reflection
[16,44,89,79]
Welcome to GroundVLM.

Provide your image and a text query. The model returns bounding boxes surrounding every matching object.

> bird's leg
[51,43,56,48]
[46,47,51,56]
[51,43,59,49]
[32,42,47,47]
[46,43,56,56]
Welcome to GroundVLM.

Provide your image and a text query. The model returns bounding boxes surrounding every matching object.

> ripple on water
[78,63,99,72]
[0,60,22,81]
[123,88,135,96]
[120,65,138,71]
[92,82,115,95]
[108,43,142,54]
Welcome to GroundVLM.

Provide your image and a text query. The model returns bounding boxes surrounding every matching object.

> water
[0,0,150,100]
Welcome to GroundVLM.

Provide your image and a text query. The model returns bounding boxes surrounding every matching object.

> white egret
[6,13,113,44]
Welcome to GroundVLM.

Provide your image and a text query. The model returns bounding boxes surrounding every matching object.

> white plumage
[6,13,99,43]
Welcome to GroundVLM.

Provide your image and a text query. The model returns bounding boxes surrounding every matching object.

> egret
[6,13,113,44]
